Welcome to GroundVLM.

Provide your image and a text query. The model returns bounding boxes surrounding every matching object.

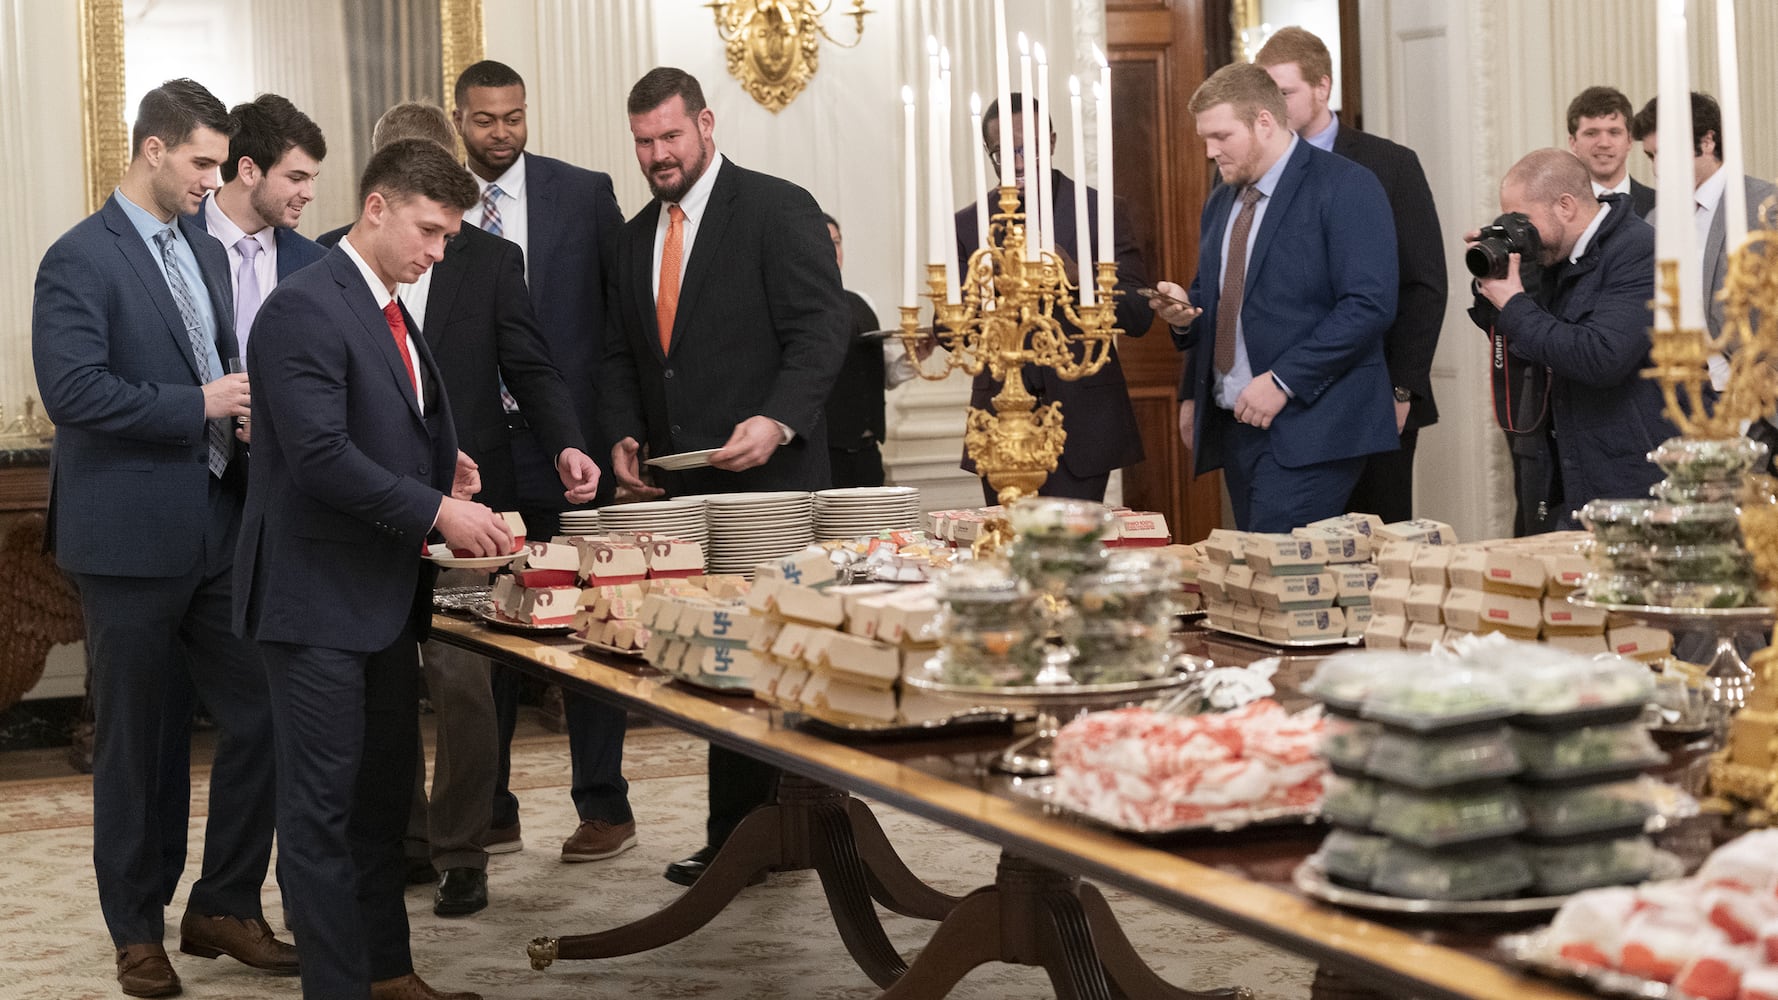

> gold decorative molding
[439,0,485,109]
[706,0,870,114]
[79,0,127,215]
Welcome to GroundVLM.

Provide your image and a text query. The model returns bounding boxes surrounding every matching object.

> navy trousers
[1217,416,1367,532]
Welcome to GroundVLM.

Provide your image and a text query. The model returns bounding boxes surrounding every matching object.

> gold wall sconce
[705,0,871,113]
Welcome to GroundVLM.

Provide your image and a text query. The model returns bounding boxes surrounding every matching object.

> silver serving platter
[1197,621,1364,649]
[1496,929,1672,999]
[1567,594,1776,624]
[1292,858,1572,916]
[903,662,1205,710]
[796,706,1019,735]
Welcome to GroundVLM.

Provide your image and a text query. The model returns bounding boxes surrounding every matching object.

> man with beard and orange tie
[197,93,328,362]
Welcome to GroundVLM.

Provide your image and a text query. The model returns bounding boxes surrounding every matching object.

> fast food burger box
[1202,529,1248,566]
[803,674,898,726]
[751,659,789,705]
[1196,561,1229,602]
[1403,620,1446,650]
[693,574,752,600]
[684,643,761,685]
[870,587,942,646]
[817,631,903,688]
[690,603,761,643]
[797,628,838,670]
[1609,626,1673,661]
[1478,550,1548,598]
[1544,632,1610,656]
[1408,545,1454,587]
[1542,596,1608,634]
[1345,603,1374,636]
[768,583,848,628]
[756,548,838,588]
[576,540,649,586]
[1377,518,1458,546]
[513,541,580,588]
[1202,598,1237,628]
[1258,607,1345,642]
[491,575,523,617]
[1537,550,1591,594]
[772,667,814,704]
[1444,546,1488,592]
[1221,563,1258,606]
[745,574,782,615]
[1364,612,1410,649]
[768,622,815,664]
[1310,512,1385,538]
[1441,588,1540,637]
[451,511,526,557]
[1292,524,1371,563]
[1333,563,1380,605]
[640,538,704,579]
[591,593,647,622]
[1250,571,1338,611]
[1110,510,1170,547]
[1243,534,1330,575]
[642,635,680,668]
[1404,582,1447,624]
[601,620,651,651]
[1232,602,1264,632]
[1376,541,1419,580]
[1368,576,1412,618]
[824,583,900,631]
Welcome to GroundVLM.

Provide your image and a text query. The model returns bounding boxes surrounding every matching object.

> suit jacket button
[418,464,429,475]
[663,368,674,379]
[671,424,682,435]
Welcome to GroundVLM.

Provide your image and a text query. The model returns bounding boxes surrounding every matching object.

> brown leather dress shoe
[116,942,181,998]
[369,972,483,1000]
[178,912,299,974]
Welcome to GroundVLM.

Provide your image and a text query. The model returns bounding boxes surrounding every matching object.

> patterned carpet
[0,724,1315,999]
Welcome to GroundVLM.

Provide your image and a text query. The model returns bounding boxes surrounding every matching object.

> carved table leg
[875,890,1005,999]
[1079,883,1253,1000]
[529,773,959,982]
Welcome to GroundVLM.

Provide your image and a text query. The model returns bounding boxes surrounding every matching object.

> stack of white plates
[557,509,601,536]
[813,486,922,541]
[701,491,815,576]
[595,497,710,551]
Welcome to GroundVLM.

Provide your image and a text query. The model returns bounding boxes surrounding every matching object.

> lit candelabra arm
[895,185,1126,506]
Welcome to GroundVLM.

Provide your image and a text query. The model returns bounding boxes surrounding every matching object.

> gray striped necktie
[156,229,231,477]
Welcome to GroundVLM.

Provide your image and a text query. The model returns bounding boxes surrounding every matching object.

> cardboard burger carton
[1292,524,1371,564]
[1202,529,1248,567]
[801,673,898,726]
[1477,549,1548,598]
[1243,534,1330,575]
[1333,563,1380,606]
[1538,550,1590,594]
[1368,577,1412,618]
[1544,632,1610,656]
[1196,561,1230,603]
[689,603,761,644]
[1231,602,1264,633]
[1403,620,1446,650]
[1202,598,1237,629]
[1408,545,1454,587]
[1222,563,1258,606]
[1608,626,1673,662]
[1364,612,1410,649]
[1542,595,1608,635]
[1258,607,1346,642]
[1109,510,1171,548]
[640,538,704,580]
[756,548,838,588]
[769,583,848,629]
[1375,541,1419,580]
[1404,582,1447,625]
[1249,571,1338,611]
[682,643,761,688]
[513,541,580,588]
[1345,603,1374,636]
[576,540,649,587]
[1444,546,1488,592]
[491,575,524,618]
[1310,512,1385,538]
[1441,588,1540,637]
[816,631,903,689]
[870,588,942,646]
[1377,518,1459,546]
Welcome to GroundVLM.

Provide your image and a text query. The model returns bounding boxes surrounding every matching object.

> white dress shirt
[651,151,724,295]
[1591,175,1632,200]
[467,153,530,278]
[340,235,425,413]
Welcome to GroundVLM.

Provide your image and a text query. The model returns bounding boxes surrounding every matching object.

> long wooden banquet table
[431,616,1606,1000]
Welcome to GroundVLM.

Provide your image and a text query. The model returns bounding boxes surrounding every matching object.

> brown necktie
[656,204,686,354]
[1214,186,1263,375]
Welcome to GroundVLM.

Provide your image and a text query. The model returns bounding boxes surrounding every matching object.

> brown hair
[1253,26,1333,88]
[223,93,326,182]
[132,78,235,158]
[1565,86,1633,137]
[1188,62,1287,127]
[628,67,707,118]
[372,102,456,152]
[356,137,477,210]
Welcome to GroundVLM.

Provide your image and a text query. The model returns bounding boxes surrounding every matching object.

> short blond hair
[1502,148,1593,205]
[1188,62,1287,128]
[371,102,455,152]
[1253,26,1333,88]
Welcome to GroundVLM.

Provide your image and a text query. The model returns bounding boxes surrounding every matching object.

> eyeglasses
[986,147,1027,168]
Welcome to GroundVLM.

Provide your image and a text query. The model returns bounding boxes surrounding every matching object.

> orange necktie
[656,204,685,354]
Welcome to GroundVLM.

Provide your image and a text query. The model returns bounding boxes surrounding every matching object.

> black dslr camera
[1465,212,1543,278]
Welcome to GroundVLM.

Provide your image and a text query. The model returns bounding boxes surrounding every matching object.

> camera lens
[1465,240,1509,279]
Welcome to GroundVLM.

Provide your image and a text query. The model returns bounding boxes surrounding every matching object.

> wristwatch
[1392,386,1413,403]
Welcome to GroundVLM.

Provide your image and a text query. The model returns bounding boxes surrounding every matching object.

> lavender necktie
[234,236,265,357]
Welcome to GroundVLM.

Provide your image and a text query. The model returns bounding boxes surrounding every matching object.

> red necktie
[657,204,685,354]
[383,300,419,395]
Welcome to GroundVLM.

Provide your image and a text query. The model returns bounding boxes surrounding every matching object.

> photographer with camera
[1467,148,1672,534]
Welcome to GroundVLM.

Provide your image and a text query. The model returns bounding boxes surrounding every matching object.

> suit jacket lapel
[669,164,739,355]
[423,238,469,353]
[630,204,664,360]
[1244,140,1312,283]
[525,154,558,305]
[1704,190,1729,291]
[1199,186,1235,323]
[106,198,208,383]
[182,215,238,359]
[331,255,424,422]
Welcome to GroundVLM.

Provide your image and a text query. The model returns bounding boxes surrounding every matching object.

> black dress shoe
[433,867,488,916]
[406,858,439,886]
[663,844,765,888]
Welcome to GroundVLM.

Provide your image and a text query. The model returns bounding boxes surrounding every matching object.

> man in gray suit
[32,78,295,998]
[1632,92,1776,345]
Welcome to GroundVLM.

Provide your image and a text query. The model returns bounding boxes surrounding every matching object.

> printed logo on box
[1305,578,1321,595]
[1315,611,1330,629]
[712,611,732,636]
[1487,609,1507,619]
[1297,542,1314,559]
[1489,568,1511,579]
[713,647,733,673]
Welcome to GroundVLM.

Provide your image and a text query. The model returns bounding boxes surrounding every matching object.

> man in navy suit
[449,60,637,866]
[32,78,296,998]
[603,67,849,886]
[197,92,328,363]
[237,137,511,1000]
[952,95,1154,503]
[1150,62,1399,532]
[1256,27,1447,523]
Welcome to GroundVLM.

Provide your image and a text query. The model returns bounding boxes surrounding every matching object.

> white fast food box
[1243,534,1330,575]
[1292,525,1371,563]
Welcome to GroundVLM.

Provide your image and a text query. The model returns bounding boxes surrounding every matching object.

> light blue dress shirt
[1302,116,1339,153]
[115,188,225,378]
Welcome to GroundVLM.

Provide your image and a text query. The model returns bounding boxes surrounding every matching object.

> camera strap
[1488,324,1551,437]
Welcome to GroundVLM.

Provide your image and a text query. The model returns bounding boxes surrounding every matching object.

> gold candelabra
[899,185,1123,508]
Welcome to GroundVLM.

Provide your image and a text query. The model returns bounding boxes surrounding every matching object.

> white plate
[702,491,814,507]
[644,448,720,471]
[425,550,523,570]
[601,498,706,514]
